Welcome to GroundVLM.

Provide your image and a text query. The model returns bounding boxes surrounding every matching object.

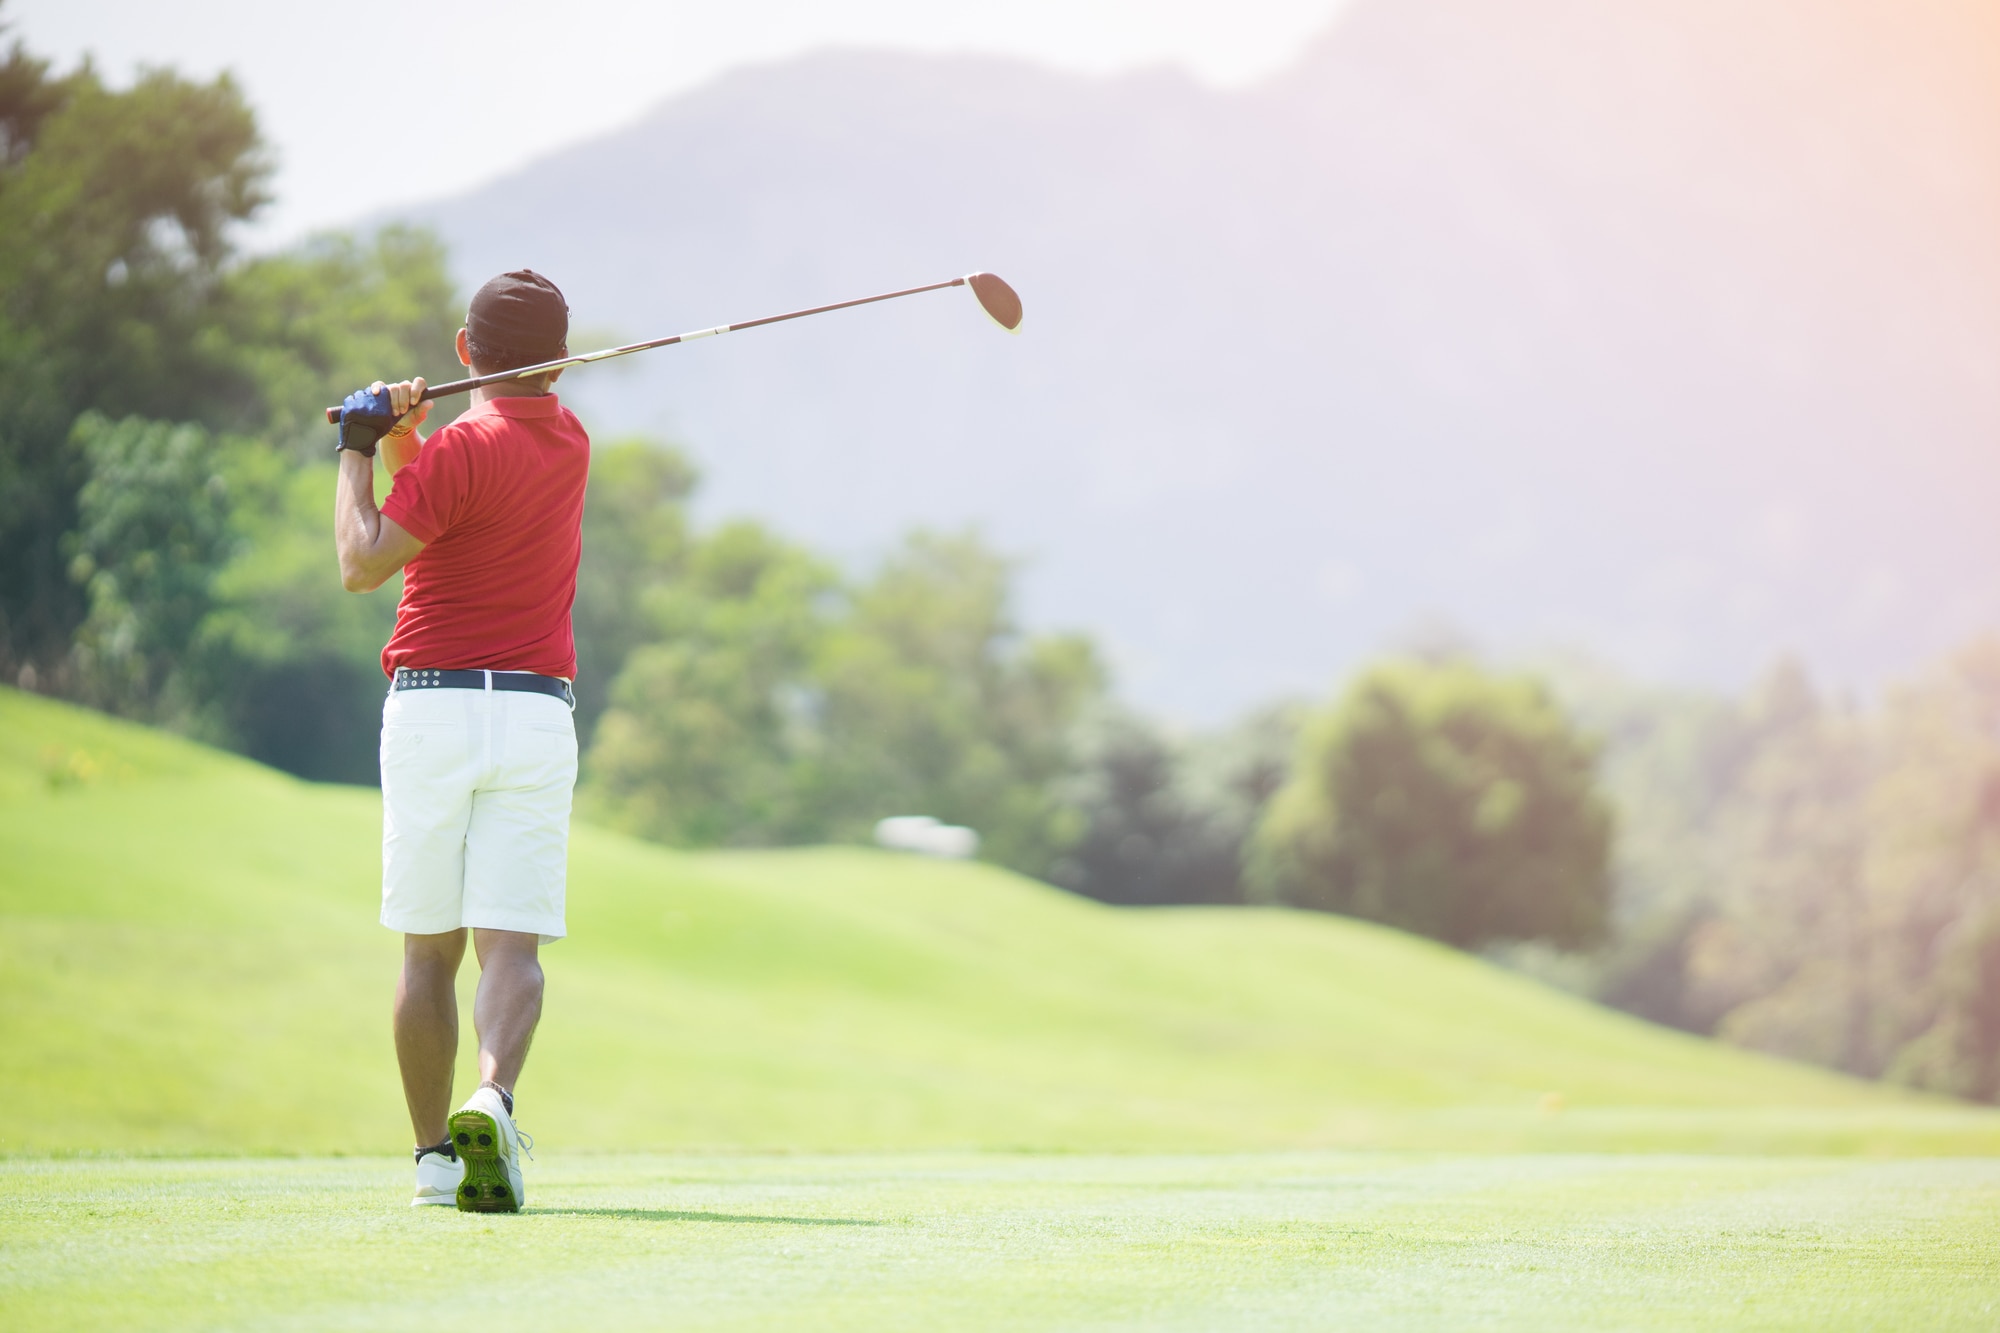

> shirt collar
[458,393,563,421]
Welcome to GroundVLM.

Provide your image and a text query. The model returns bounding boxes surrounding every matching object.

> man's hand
[377,377,429,474]
[379,376,431,438]
[337,376,430,458]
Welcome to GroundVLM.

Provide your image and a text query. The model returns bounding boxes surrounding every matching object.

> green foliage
[1857,644,2000,1099]
[1250,660,1613,950]
[219,226,469,454]
[178,233,468,780]
[1052,705,1300,905]
[1886,903,2000,1101]
[0,26,65,171]
[1529,643,2000,1103]
[570,439,699,741]
[0,38,268,673]
[812,532,1103,872]
[193,460,402,782]
[53,409,406,781]
[586,528,1103,876]
[1679,665,1873,1063]
[35,240,463,777]
[586,520,836,845]
[0,67,267,423]
[62,414,254,722]
[0,17,468,736]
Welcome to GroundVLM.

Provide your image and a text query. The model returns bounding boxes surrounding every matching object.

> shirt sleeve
[380,426,472,544]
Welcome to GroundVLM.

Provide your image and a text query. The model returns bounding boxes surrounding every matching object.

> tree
[583,528,1105,876]
[569,439,698,743]
[1539,642,2000,1100]
[220,226,470,455]
[583,520,836,846]
[30,225,470,780]
[0,12,464,715]
[190,456,400,783]
[811,531,1103,875]
[1680,663,1872,1067]
[1889,903,2000,1101]
[1861,641,2000,1096]
[1053,705,1299,906]
[1248,660,1613,950]
[63,414,252,722]
[0,36,269,678]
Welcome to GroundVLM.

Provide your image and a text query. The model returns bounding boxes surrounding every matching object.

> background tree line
[4,14,1996,1104]
[1511,648,2000,1102]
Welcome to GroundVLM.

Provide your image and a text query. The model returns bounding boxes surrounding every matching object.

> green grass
[8,688,2000,1327]
[4,1153,1999,1330]
[4,684,1997,1156]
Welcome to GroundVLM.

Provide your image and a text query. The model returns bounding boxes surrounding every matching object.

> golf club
[324,271,1022,423]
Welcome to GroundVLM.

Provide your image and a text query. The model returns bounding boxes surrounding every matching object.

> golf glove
[337,386,400,457]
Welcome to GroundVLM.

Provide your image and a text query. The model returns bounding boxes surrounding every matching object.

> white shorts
[379,680,578,943]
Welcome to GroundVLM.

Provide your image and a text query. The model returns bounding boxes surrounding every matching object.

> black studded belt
[390,667,575,709]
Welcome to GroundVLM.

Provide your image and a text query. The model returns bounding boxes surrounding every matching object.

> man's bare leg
[471,928,544,1099]
[395,929,467,1146]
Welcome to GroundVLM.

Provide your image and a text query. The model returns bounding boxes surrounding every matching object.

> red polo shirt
[378,394,590,679]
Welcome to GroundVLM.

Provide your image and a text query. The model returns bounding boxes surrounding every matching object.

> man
[333,270,589,1213]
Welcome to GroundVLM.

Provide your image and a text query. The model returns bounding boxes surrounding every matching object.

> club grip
[326,380,470,425]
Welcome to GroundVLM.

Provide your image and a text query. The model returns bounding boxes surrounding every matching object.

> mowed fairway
[5,1153,1999,1330]
[5,687,2000,1327]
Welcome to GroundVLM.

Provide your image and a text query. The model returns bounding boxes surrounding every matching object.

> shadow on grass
[540,1208,884,1227]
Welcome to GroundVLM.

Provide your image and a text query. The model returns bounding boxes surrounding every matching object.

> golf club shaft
[324,276,969,424]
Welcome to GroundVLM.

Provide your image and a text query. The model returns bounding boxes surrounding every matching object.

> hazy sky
[10,0,1350,243]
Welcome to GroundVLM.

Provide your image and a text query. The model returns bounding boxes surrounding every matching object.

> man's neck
[470,381,551,405]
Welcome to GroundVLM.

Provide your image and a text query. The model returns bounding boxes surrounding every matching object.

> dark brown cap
[466,269,569,358]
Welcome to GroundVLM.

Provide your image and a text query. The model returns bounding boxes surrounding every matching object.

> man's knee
[472,927,541,969]
[403,928,467,976]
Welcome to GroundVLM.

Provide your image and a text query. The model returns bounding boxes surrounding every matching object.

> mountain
[11,685,1992,1156]
[398,0,2000,718]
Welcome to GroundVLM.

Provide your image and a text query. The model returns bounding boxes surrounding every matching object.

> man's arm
[335,450,425,592]
[380,424,424,477]
[335,377,429,592]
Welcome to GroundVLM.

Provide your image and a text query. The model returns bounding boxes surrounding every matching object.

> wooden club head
[966,272,1023,333]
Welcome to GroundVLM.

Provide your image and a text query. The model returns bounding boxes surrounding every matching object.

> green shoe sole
[448,1109,520,1213]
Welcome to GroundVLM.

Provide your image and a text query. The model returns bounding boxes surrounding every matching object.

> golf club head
[966,272,1023,333]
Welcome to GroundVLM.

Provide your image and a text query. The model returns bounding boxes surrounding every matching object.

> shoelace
[516,1126,536,1162]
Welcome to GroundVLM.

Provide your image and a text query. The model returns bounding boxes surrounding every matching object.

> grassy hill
[3,686,1994,1156]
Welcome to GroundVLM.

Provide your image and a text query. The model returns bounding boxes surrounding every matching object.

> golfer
[332,270,588,1213]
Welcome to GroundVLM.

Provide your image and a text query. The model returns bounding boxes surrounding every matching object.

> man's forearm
[332,376,429,592]
[381,425,423,477]
[335,448,391,592]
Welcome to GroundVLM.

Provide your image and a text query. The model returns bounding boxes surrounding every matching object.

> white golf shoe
[448,1085,528,1213]
[411,1145,464,1207]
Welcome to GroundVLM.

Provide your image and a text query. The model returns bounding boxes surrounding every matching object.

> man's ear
[455,328,473,368]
